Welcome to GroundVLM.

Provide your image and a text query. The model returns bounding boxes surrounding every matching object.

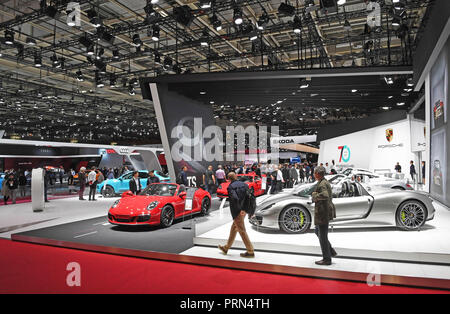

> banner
[270,135,317,147]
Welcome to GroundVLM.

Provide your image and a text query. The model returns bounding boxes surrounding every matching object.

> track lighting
[96,47,105,60]
[128,84,136,96]
[50,53,59,66]
[200,30,209,46]
[233,7,243,25]
[4,30,14,45]
[392,16,401,27]
[112,48,120,60]
[154,52,161,64]
[87,44,95,55]
[109,74,118,87]
[163,56,173,69]
[26,37,36,46]
[151,25,160,41]
[249,30,258,41]
[87,9,102,28]
[151,0,159,3]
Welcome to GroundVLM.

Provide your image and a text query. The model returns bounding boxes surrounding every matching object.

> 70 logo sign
[338,145,351,163]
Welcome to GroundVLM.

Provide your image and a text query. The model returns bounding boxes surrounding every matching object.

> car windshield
[238,176,253,182]
[141,184,177,196]
[342,169,352,176]
[294,183,318,197]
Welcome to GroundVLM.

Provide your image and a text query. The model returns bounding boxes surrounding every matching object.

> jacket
[147,176,160,184]
[78,172,86,188]
[289,167,298,180]
[129,178,142,194]
[227,180,248,219]
[312,178,336,225]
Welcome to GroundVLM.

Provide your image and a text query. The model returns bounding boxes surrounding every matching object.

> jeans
[89,183,97,200]
[315,223,334,262]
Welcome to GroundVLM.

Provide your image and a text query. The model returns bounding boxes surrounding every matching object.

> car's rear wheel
[201,197,210,215]
[102,186,115,198]
[279,205,311,234]
[160,205,175,228]
[396,200,427,230]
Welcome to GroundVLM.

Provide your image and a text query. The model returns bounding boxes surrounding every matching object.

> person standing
[395,162,402,173]
[299,165,305,183]
[78,167,87,201]
[218,172,255,258]
[410,161,417,183]
[2,175,11,205]
[312,166,337,266]
[5,174,18,204]
[88,167,98,201]
[18,171,27,198]
[203,165,216,194]
[68,168,75,185]
[215,165,226,185]
[107,168,114,180]
[289,164,298,187]
[177,166,189,186]
[422,161,426,185]
[147,170,160,185]
[59,166,64,184]
[129,171,142,195]
[305,164,311,182]
[276,165,284,192]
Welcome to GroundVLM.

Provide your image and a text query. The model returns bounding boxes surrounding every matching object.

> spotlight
[4,30,14,45]
[249,30,258,41]
[343,19,352,31]
[233,8,243,25]
[257,13,269,30]
[209,14,222,31]
[26,37,36,46]
[163,56,173,69]
[152,25,160,41]
[293,16,302,34]
[154,52,161,64]
[132,34,142,47]
[394,0,405,11]
[79,34,93,48]
[45,5,59,19]
[407,78,414,87]
[173,5,194,27]
[392,16,401,27]
[300,78,309,88]
[87,44,95,55]
[129,78,138,86]
[50,53,59,66]
[112,48,120,60]
[109,74,118,87]
[199,0,212,9]
[200,30,209,46]
[87,9,102,28]
[34,54,42,67]
[337,0,346,5]
[96,47,105,60]
[151,0,159,3]
[128,84,136,95]
[76,70,84,81]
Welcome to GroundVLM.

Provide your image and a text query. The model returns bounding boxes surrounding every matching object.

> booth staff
[129,171,142,195]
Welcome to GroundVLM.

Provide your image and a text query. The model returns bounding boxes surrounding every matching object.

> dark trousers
[315,223,334,262]
[270,180,277,194]
[79,185,85,200]
[89,183,97,200]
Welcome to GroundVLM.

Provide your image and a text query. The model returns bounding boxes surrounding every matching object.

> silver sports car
[250,180,435,233]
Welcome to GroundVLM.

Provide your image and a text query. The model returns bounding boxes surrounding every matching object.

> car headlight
[111,200,120,208]
[261,203,275,211]
[147,201,159,210]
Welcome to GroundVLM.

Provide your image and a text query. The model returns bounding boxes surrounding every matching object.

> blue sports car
[97,170,170,197]
[0,173,4,192]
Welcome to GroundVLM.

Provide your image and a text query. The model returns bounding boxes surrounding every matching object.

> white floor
[0,196,119,239]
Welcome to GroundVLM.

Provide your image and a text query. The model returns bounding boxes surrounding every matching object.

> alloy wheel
[279,206,310,233]
[398,201,426,230]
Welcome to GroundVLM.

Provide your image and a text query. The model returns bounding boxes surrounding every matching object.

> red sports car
[108,183,211,228]
[216,173,266,199]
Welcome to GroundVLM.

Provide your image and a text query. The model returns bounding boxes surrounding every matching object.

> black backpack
[245,185,257,217]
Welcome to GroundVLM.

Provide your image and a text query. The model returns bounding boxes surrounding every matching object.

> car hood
[257,193,309,209]
[109,195,170,215]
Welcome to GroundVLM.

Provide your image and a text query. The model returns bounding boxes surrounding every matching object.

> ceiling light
[128,85,136,96]
[257,13,269,30]
[4,30,14,45]
[87,44,95,55]
[384,76,394,85]
[407,78,414,87]
[210,14,222,31]
[151,0,159,3]
[199,0,212,9]
[293,16,302,34]
[233,8,243,25]
[152,25,160,41]
[112,49,120,60]
[249,31,258,41]
[132,34,142,47]
[200,30,209,46]
[154,52,161,64]
[337,0,346,5]
[382,106,390,110]
[34,54,42,67]
[397,102,405,106]
[26,37,36,46]
[351,89,357,93]
[392,16,401,27]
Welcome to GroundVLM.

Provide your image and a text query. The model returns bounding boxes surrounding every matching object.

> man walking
[218,172,255,258]
[312,166,337,266]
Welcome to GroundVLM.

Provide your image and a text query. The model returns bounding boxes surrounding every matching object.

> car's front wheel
[279,205,311,234]
[201,197,210,215]
[102,185,115,198]
[160,205,175,228]
[396,200,427,230]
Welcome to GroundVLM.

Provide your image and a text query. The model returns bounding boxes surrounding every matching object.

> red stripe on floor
[0,239,447,294]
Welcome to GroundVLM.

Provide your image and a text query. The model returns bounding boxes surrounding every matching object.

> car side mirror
[122,191,134,197]
[179,192,187,199]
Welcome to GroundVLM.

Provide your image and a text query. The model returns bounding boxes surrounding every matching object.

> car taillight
[406,184,412,188]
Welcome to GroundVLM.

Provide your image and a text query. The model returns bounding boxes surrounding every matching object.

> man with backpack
[176,166,188,186]
[218,172,255,258]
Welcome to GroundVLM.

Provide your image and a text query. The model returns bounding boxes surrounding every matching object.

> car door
[333,182,374,220]
[119,173,133,192]
[253,176,262,195]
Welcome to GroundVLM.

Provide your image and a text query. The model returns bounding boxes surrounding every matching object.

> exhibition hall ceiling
[0,0,433,144]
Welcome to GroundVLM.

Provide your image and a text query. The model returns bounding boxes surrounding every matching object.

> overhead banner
[270,135,317,147]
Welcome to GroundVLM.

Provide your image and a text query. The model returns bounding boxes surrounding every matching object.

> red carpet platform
[0,239,448,294]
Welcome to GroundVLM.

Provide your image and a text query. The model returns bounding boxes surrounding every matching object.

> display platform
[193,200,450,266]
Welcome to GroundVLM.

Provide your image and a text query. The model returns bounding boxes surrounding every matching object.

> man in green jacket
[312,166,337,266]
